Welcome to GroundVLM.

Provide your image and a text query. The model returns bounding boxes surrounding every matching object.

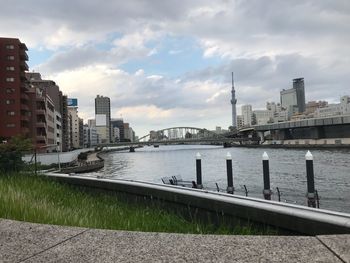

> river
[87,145,350,213]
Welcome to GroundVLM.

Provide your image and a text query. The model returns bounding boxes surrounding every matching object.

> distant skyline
[1,1,349,136]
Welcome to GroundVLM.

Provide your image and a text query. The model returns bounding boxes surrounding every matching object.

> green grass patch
[0,172,277,235]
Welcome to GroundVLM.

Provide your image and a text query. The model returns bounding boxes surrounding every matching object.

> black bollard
[262,152,272,200]
[305,150,316,208]
[226,152,234,194]
[196,152,203,189]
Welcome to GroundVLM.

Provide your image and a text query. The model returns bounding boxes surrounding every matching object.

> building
[252,110,273,125]
[236,115,244,129]
[95,95,111,143]
[241,104,252,127]
[79,118,84,148]
[230,72,237,129]
[280,78,306,118]
[83,124,98,148]
[305,101,328,116]
[315,96,350,118]
[26,72,65,151]
[0,37,30,140]
[68,107,80,149]
[111,118,124,142]
[61,95,69,152]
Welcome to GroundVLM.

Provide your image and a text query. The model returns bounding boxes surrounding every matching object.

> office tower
[280,78,306,117]
[230,72,237,129]
[95,95,111,143]
[293,78,306,113]
[0,37,30,140]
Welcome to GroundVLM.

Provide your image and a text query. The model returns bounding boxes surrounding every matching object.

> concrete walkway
[0,219,349,263]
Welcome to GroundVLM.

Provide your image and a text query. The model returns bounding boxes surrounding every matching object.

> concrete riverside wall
[23,148,94,165]
[45,173,350,235]
[264,138,350,146]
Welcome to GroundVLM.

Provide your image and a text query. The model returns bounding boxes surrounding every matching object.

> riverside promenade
[1,219,349,262]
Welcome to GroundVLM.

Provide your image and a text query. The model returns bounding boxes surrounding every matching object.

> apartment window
[7,111,15,116]
[7,55,15,60]
[6,66,15,71]
[6,77,15,82]
[6,123,15,128]
[6,88,15,93]
[6,99,15,104]
[6,44,14,49]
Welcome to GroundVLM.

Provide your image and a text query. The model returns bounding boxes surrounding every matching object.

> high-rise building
[230,72,237,129]
[68,107,80,149]
[95,95,111,143]
[241,104,252,127]
[111,118,124,141]
[280,78,306,117]
[26,72,64,151]
[293,78,306,113]
[0,37,30,140]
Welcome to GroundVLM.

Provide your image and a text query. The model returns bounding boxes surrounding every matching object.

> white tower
[231,72,237,129]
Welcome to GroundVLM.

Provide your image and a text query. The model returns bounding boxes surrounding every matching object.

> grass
[0,172,277,235]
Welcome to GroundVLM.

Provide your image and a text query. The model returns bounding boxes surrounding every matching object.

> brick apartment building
[0,37,30,140]
[1,37,76,152]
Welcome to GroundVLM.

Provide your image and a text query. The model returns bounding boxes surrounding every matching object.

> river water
[88,145,350,213]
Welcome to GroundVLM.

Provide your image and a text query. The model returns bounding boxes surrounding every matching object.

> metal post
[57,146,61,171]
[305,150,316,208]
[34,148,37,175]
[226,152,234,194]
[196,152,203,189]
[262,152,272,200]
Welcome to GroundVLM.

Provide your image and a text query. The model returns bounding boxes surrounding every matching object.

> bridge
[254,115,350,143]
[100,126,259,147]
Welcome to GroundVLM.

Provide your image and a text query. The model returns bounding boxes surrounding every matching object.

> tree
[0,136,32,173]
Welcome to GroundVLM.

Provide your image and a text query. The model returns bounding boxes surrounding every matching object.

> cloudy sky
[1,0,349,136]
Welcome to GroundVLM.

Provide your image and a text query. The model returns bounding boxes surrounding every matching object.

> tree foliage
[0,136,32,172]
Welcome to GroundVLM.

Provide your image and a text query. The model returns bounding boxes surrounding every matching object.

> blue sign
[67,98,78,107]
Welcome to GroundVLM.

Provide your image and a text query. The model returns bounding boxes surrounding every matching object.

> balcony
[36,108,46,115]
[36,96,45,102]
[21,103,29,111]
[36,134,47,142]
[20,92,29,101]
[21,115,30,122]
[36,122,46,128]
[20,50,28,61]
[20,61,29,71]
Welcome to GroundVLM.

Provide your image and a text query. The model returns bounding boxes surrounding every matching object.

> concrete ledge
[44,173,350,235]
[1,219,349,262]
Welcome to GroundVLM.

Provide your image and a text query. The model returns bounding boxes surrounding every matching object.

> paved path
[0,219,349,262]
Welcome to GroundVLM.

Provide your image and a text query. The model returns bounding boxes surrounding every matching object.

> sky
[1,0,349,137]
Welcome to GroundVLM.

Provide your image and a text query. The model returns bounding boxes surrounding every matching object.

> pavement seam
[17,228,90,263]
[315,236,346,263]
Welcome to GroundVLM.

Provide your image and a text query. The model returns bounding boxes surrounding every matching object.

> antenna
[232,72,234,87]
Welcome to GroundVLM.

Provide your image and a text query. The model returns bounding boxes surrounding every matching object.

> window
[6,45,14,49]
[7,55,15,60]
[6,123,15,128]
[6,66,15,71]
[6,77,14,82]
[6,99,15,104]
[6,88,15,93]
[7,111,15,116]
